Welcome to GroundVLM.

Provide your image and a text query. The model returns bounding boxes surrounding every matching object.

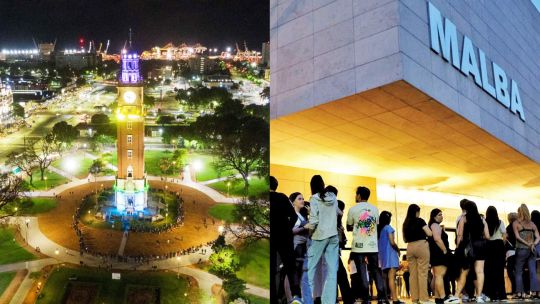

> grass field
[25,169,69,190]
[236,239,269,288]
[208,203,236,223]
[0,228,36,265]
[51,153,94,179]
[208,177,268,199]
[246,294,269,304]
[36,267,201,304]
[0,271,16,298]
[19,198,57,215]
[186,153,235,182]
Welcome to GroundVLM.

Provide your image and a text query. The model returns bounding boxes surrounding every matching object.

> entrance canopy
[271,80,540,206]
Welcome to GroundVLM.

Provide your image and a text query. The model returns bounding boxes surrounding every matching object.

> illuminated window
[127,135,132,144]
[127,122,132,130]
[127,150,133,159]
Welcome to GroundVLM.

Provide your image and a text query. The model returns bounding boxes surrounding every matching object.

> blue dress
[378,225,400,269]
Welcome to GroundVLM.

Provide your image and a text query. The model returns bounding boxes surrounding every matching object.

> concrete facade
[271,0,540,164]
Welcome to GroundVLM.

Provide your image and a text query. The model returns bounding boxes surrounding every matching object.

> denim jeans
[515,248,539,293]
[302,253,314,304]
[307,235,339,304]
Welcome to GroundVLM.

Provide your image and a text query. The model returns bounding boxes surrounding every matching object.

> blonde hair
[518,204,531,222]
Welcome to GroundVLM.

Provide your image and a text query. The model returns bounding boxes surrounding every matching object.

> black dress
[429,224,449,266]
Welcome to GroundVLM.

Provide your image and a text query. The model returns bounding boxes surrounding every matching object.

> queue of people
[270,175,540,304]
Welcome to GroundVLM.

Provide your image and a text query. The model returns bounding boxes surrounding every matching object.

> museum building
[270,0,540,245]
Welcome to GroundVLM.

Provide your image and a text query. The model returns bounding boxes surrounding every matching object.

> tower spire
[129,28,133,48]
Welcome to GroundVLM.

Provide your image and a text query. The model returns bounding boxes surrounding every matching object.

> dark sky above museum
[0,0,269,52]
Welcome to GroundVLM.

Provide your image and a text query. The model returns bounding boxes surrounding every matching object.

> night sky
[0,0,269,53]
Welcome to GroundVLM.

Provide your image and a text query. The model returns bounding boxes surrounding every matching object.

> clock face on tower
[123,91,137,104]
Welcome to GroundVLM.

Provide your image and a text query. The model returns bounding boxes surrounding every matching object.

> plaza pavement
[7,174,267,302]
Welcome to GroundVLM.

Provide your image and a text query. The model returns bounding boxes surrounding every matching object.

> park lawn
[36,267,202,304]
[246,294,269,304]
[208,177,268,199]
[208,203,236,223]
[19,198,57,215]
[26,169,69,190]
[144,150,175,177]
[186,152,235,182]
[0,228,36,265]
[52,153,94,179]
[236,239,269,288]
[0,272,16,297]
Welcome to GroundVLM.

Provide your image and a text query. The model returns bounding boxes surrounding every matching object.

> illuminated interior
[271,80,540,239]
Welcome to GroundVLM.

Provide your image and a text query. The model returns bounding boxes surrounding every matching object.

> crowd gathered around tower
[270,175,540,304]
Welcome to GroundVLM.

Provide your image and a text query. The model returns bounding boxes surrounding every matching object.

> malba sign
[428,2,525,121]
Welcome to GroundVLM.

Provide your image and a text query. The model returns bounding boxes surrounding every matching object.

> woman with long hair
[453,201,490,302]
[290,192,312,303]
[306,175,340,304]
[402,204,432,304]
[378,211,404,304]
[513,204,540,299]
[483,206,507,301]
[428,209,454,304]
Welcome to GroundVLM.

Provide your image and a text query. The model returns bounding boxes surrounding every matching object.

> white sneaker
[444,296,460,303]
[462,295,470,302]
[290,296,303,304]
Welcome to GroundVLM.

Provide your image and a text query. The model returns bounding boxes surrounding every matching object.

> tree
[189,99,269,196]
[222,276,247,302]
[33,135,61,181]
[91,113,110,124]
[208,246,240,278]
[259,86,269,101]
[52,121,78,145]
[6,151,36,186]
[158,157,173,187]
[91,134,115,153]
[89,159,104,207]
[157,115,175,125]
[0,174,25,219]
[226,199,270,242]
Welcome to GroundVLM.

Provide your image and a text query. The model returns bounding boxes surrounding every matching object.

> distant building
[262,42,270,66]
[141,43,207,60]
[203,75,234,89]
[0,49,40,62]
[0,83,13,124]
[54,50,98,69]
[188,55,218,75]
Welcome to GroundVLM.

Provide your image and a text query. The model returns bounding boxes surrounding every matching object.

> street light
[218,225,224,234]
[55,248,60,271]
[227,182,231,197]
[44,176,48,191]
[193,160,203,182]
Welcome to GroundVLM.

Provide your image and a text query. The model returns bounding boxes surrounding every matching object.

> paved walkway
[4,216,269,300]
[118,231,128,256]
[47,165,80,181]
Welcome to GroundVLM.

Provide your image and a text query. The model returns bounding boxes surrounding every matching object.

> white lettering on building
[428,2,525,121]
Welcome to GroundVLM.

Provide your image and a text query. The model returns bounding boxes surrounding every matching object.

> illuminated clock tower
[115,43,147,213]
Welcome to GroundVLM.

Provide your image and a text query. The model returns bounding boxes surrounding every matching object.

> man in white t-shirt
[346,186,387,304]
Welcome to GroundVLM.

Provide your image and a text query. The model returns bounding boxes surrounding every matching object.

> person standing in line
[505,212,518,297]
[290,192,312,304]
[270,176,303,304]
[400,255,410,298]
[402,204,433,304]
[346,186,387,304]
[427,209,456,304]
[378,211,405,304]
[513,204,540,300]
[305,175,340,304]
[453,201,490,303]
[484,206,507,301]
